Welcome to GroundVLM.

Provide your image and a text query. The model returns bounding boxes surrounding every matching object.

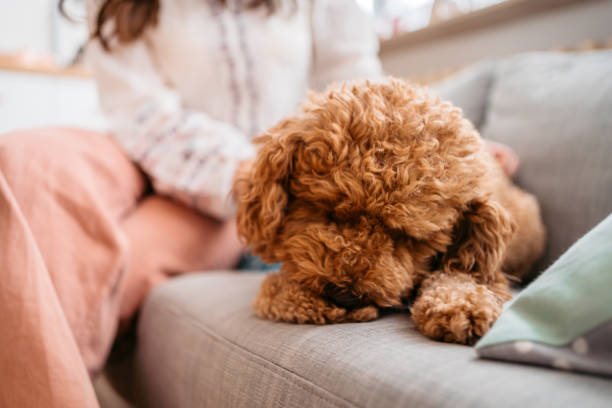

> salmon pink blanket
[0,128,242,407]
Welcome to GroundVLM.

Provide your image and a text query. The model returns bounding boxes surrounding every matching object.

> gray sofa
[102,51,612,407]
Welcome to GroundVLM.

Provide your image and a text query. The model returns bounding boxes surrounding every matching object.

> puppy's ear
[235,120,299,261]
[441,199,516,282]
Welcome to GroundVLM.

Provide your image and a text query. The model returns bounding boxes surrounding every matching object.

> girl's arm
[85,4,254,220]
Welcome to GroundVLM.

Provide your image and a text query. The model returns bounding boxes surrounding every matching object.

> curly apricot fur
[235,79,545,344]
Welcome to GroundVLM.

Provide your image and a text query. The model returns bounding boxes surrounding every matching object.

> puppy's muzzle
[324,283,368,310]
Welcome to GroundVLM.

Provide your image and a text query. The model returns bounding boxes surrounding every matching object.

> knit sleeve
[310,0,384,90]
[84,4,254,220]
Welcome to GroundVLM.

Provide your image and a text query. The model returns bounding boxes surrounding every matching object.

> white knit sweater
[85,0,383,219]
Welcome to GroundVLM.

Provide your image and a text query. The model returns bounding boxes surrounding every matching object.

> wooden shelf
[379,0,603,54]
[0,55,91,78]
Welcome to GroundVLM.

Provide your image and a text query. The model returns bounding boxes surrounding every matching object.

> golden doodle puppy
[235,79,545,344]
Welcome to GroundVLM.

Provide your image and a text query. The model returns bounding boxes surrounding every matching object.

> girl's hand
[233,159,254,199]
[484,140,520,178]
[235,160,254,183]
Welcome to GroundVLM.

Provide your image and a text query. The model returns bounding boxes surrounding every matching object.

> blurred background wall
[0,1,97,133]
[0,0,87,65]
[0,0,53,56]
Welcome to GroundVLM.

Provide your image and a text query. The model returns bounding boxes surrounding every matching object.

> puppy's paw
[253,273,348,324]
[346,306,379,322]
[411,281,503,345]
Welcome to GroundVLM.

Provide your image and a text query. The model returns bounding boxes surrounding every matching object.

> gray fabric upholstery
[134,273,612,408]
[480,51,612,269]
[431,60,497,130]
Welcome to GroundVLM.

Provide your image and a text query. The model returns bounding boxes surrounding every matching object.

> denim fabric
[237,253,281,271]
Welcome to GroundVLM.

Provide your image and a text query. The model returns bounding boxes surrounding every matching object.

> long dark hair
[59,0,281,51]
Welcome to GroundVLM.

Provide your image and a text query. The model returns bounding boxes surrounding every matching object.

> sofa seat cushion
[133,272,612,408]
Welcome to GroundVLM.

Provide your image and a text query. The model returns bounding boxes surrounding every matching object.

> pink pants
[0,128,243,408]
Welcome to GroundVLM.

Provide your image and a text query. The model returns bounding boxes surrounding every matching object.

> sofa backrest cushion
[480,51,612,270]
[431,60,496,130]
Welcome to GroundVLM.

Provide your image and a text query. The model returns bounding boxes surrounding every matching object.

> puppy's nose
[324,283,363,309]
